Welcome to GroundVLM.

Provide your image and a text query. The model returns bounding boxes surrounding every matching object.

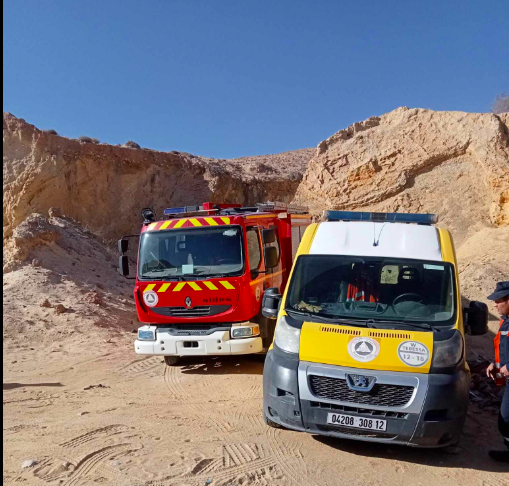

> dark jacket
[498,315,509,368]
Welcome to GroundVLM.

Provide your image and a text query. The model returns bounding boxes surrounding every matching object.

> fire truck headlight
[231,324,260,339]
[138,327,156,341]
[274,316,301,354]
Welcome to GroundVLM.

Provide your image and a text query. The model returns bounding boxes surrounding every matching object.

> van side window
[246,227,262,271]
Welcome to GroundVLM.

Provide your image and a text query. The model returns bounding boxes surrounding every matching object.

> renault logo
[345,373,376,392]
[184,296,193,309]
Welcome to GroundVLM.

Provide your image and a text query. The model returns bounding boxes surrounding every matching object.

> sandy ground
[3,214,509,485]
[3,326,509,486]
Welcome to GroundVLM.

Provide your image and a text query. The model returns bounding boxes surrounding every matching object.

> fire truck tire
[263,411,283,429]
[164,356,181,366]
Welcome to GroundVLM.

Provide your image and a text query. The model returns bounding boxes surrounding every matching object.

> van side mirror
[119,255,130,278]
[465,301,488,335]
[262,229,276,245]
[262,287,282,319]
[118,238,129,254]
[264,246,278,269]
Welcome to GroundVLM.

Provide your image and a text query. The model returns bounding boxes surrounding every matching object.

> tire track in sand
[59,424,130,448]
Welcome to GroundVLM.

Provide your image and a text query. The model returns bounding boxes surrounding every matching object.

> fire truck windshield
[138,226,244,279]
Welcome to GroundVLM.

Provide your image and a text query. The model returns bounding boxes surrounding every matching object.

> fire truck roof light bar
[324,211,438,225]
[257,201,309,214]
[164,205,203,216]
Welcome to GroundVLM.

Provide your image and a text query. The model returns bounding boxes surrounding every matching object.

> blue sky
[3,1,508,159]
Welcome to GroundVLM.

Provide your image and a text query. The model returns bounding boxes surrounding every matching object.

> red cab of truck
[118,202,310,365]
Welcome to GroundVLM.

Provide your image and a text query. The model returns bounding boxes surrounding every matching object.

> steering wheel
[392,293,428,306]
[392,293,430,317]
[148,251,174,270]
[217,258,237,265]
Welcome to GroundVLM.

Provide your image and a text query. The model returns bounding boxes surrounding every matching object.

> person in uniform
[486,281,509,463]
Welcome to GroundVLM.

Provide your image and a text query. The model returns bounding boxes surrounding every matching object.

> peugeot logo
[184,296,193,309]
[345,373,376,392]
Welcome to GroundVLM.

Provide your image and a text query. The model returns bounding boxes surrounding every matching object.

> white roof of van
[309,221,443,261]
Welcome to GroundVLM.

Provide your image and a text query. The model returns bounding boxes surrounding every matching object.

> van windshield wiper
[363,319,432,330]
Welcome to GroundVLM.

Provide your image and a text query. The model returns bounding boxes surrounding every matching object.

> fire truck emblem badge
[347,337,380,362]
[185,296,193,309]
[143,290,159,308]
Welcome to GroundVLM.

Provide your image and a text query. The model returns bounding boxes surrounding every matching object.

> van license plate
[327,413,387,431]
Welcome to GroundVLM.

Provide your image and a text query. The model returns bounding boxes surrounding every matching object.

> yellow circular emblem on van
[348,337,380,362]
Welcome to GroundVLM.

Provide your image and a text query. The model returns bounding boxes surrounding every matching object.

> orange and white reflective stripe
[146,217,231,231]
[250,269,285,286]
[142,281,236,293]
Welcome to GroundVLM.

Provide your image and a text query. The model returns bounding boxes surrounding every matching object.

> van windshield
[286,255,457,327]
[138,226,243,279]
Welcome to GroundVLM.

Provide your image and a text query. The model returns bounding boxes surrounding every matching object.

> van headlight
[431,330,463,369]
[138,326,156,341]
[274,316,301,354]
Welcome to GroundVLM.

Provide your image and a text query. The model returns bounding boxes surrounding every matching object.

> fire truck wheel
[164,356,181,366]
[263,411,283,429]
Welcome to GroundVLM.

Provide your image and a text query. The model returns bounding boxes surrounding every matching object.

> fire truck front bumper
[135,324,263,357]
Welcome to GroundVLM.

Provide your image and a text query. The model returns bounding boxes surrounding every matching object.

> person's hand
[486,363,497,380]
[500,365,509,377]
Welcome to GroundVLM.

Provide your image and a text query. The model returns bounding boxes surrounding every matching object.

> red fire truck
[118,202,310,365]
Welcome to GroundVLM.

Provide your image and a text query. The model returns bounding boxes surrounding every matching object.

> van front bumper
[135,326,263,357]
[263,348,469,448]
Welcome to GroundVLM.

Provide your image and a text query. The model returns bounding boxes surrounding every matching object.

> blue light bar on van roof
[164,205,201,216]
[324,211,438,225]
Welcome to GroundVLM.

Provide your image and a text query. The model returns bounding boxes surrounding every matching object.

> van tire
[164,356,181,366]
[263,411,283,429]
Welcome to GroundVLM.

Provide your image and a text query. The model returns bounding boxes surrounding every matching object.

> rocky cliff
[3,113,313,241]
[295,107,509,244]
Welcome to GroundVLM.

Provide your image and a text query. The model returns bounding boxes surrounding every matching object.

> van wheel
[164,356,181,366]
[263,411,283,429]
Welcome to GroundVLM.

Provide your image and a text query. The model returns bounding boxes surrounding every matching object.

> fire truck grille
[309,375,414,408]
[165,324,231,336]
[151,305,231,317]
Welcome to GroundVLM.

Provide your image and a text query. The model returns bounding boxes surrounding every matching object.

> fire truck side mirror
[264,246,278,269]
[262,287,282,319]
[465,301,488,336]
[118,238,129,254]
[119,255,130,278]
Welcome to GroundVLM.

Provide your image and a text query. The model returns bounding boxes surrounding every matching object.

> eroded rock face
[295,107,509,242]
[3,113,313,241]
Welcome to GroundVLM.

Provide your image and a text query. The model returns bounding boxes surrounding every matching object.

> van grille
[310,401,408,419]
[309,375,414,408]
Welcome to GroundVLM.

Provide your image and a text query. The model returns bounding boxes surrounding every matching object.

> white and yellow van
[261,211,488,448]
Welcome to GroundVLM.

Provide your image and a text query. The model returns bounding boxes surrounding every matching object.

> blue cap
[487,281,509,301]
